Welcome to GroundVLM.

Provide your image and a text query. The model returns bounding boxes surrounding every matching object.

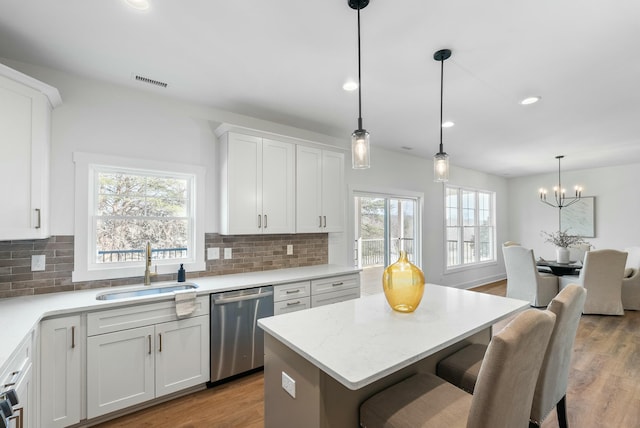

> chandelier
[539,155,583,228]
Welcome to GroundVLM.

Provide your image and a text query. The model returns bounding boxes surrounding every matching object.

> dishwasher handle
[213,290,273,305]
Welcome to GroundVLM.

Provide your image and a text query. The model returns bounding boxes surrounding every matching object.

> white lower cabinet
[86,325,155,418]
[40,315,82,428]
[310,274,360,308]
[86,300,209,419]
[273,281,311,315]
[274,273,361,314]
[2,328,36,428]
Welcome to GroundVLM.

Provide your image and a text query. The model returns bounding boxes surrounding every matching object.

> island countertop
[258,284,529,390]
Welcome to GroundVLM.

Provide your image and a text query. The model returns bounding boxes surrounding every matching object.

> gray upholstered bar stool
[359,309,556,428]
[437,285,586,428]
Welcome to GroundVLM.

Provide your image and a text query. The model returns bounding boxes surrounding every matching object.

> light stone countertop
[0,264,360,374]
[258,284,529,390]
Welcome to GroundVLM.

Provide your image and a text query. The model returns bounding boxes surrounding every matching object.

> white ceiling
[2,0,639,177]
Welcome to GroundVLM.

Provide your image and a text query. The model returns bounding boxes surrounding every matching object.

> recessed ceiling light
[343,81,358,91]
[520,96,541,105]
[441,121,455,128]
[125,0,150,10]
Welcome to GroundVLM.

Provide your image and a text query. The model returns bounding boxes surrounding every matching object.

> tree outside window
[94,169,192,264]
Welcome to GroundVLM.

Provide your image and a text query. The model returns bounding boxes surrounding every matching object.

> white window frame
[351,185,423,269]
[444,185,496,271]
[73,152,206,282]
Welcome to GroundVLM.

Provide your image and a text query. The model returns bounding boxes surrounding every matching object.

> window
[73,153,205,282]
[445,186,495,269]
[355,195,420,268]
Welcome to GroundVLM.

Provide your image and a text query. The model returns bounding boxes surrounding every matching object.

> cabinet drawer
[87,296,209,336]
[1,329,33,391]
[311,288,360,308]
[274,297,311,315]
[274,281,310,302]
[311,274,360,295]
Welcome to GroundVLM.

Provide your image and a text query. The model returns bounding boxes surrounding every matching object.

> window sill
[445,260,498,275]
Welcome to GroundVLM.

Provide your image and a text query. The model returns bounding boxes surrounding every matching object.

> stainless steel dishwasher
[210,286,274,382]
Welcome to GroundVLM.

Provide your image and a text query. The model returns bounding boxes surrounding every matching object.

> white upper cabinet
[219,132,295,235]
[0,63,61,240]
[296,146,345,233]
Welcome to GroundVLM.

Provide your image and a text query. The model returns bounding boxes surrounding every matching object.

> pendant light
[349,0,370,169]
[433,48,452,182]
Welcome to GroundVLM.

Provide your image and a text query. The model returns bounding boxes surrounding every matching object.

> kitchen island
[258,284,529,428]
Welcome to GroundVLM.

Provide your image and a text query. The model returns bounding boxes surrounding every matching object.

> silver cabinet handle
[323,216,327,228]
[158,333,162,352]
[3,371,19,388]
[71,326,75,349]
[332,282,344,287]
[319,216,322,228]
[258,215,262,228]
[35,208,41,229]
[264,214,267,228]
[285,289,300,294]
[148,335,152,355]
[286,301,302,306]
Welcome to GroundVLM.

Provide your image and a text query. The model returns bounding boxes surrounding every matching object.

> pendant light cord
[357,4,363,130]
[439,58,444,154]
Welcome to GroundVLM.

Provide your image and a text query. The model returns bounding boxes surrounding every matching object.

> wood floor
[96,281,640,428]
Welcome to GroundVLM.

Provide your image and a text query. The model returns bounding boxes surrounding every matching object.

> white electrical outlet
[31,254,46,271]
[282,371,296,398]
[207,247,220,260]
[224,248,233,259]
[287,244,293,255]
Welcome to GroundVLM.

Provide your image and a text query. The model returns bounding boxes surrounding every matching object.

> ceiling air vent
[132,74,168,88]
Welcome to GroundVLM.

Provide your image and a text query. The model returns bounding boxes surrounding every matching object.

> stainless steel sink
[96,283,198,300]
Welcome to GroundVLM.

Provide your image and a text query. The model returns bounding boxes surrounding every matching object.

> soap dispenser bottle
[177,264,186,282]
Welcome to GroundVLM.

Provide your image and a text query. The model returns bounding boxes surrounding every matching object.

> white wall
[6,59,510,289]
[508,163,640,260]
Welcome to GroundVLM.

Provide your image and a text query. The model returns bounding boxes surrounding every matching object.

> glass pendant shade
[382,250,425,313]
[351,129,370,169]
[433,152,449,182]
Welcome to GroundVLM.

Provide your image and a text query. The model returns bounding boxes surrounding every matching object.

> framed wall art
[561,196,595,237]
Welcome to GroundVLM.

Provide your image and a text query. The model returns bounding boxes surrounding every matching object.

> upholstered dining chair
[503,245,559,307]
[359,309,556,428]
[559,249,627,315]
[436,285,587,428]
[622,246,640,310]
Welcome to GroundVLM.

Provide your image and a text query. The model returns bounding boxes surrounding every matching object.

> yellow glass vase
[382,250,425,313]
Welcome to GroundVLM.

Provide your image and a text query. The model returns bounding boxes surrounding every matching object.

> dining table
[537,259,583,276]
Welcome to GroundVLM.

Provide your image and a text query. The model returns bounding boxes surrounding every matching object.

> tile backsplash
[0,233,328,299]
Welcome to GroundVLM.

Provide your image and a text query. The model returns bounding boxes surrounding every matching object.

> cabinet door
[296,146,323,232]
[222,132,262,234]
[13,361,32,428]
[0,75,50,240]
[321,150,345,232]
[155,316,209,397]
[87,325,155,418]
[262,139,295,234]
[40,315,82,428]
